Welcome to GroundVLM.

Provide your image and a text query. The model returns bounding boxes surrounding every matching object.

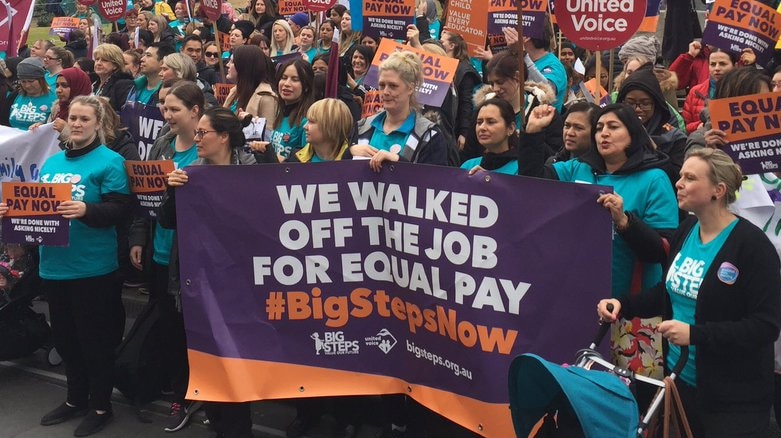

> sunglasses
[204,52,220,58]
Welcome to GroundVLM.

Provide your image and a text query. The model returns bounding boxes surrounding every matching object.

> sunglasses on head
[204,51,220,58]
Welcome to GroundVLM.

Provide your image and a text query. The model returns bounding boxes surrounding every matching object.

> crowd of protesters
[1,0,781,436]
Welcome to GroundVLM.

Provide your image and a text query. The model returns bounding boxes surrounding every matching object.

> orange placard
[709,92,781,174]
[365,39,459,107]
[443,0,489,57]
[278,0,306,16]
[49,17,80,39]
[2,182,72,217]
[361,90,383,118]
[125,160,175,194]
[214,83,233,106]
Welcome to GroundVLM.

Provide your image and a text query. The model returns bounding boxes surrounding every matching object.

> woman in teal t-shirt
[461,98,518,175]
[255,58,313,160]
[0,95,132,435]
[7,57,56,130]
[128,82,203,431]
[599,148,781,437]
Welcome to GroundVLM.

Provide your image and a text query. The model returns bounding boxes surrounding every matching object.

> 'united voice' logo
[364,329,397,354]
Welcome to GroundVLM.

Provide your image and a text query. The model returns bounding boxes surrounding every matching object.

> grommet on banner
[185,279,191,286]
[299,386,305,392]
[484,175,491,183]
[389,165,395,172]
[193,389,199,395]
[406,386,412,393]
[478,424,483,431]
[285,167,291,173]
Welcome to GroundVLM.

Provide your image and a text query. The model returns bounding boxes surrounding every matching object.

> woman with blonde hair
[351,51,451,167]
[92,43,134,111]
[599,148,781,437]
[2,94,133,437]
[286,98,353,163]
[159,53,197,86]
[270,19,296,56]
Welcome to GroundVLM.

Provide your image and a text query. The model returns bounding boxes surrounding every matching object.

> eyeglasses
[624,100,654,110]
[194,129,217,138]
[43,56,60,62]
[204,52,220,58]
[772,81,781,89]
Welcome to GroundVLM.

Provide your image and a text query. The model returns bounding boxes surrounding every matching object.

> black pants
[45,272,125,411]
[149,261,189,403]
[203,402,253,438]
[675,379,770,438]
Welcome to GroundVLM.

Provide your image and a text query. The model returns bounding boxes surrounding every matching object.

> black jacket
[65,39,88,59]
[617,67,687,188]
[94,71,134,113]
[621,216,781,413]
[108,130,141,161]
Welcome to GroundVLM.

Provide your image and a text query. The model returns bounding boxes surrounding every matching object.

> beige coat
[223,81,278,123]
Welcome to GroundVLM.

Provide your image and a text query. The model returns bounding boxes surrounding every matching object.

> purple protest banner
[364,38,459,108]
[120,101,165,161]
[487,0,547,52]
[362,0,415,40]
[175,161,612,437]
[702,0,781,67]
[1,182,71,246]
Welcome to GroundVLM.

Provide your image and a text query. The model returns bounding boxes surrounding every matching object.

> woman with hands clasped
[350,51,451,170]
[598,148,781,437]
[522,103,679,380]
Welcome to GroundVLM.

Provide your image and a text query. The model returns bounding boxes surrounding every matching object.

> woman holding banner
[1,95,133,436]
[161,107,256,438]
[598,148,781,437]
[522,103,679,383]
[351,51,451,167]
[130,81,203,433]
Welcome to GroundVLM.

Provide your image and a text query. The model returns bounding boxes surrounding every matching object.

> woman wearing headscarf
[31,67,92,135]
[521,103,679,382]
[616,66,687,190]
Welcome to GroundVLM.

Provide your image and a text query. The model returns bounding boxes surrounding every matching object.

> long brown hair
[233,45,272,111]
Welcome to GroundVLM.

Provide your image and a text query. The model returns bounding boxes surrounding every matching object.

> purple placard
[487,0,546,52]
[701,0,781,68]
[364,68,452,107]
[120,101,165,161]
[2,215,69,246]
[176,161,612,405]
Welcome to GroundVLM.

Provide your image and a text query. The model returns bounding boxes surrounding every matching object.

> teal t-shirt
[38,146,131,280]
[152,141,198,266]
[535,52,567,113]
[552,160,679,297]
[270,116,307,159]
[9,92,57,130]
[45,71,57,89]
[460,157,518,175]
[133,76,161,105]
[665,219,738,386]
[302,47,317,64]
[368,112,416,155]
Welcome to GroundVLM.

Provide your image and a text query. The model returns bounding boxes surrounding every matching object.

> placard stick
[214,22,226,82]
[516,0,525,127]
[595,51,602,102]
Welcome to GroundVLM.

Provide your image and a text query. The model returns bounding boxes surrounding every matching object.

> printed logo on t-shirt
[716,262,739,285]
[666,253,704,299]
[390,144,402,154]
[10,101,49,125]
[39,173,86,201]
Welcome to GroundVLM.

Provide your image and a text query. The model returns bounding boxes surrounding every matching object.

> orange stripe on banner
[187,350,513,437]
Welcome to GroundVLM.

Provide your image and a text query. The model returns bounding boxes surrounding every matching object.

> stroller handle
[591,303,614,348]
[670,345,689,378]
